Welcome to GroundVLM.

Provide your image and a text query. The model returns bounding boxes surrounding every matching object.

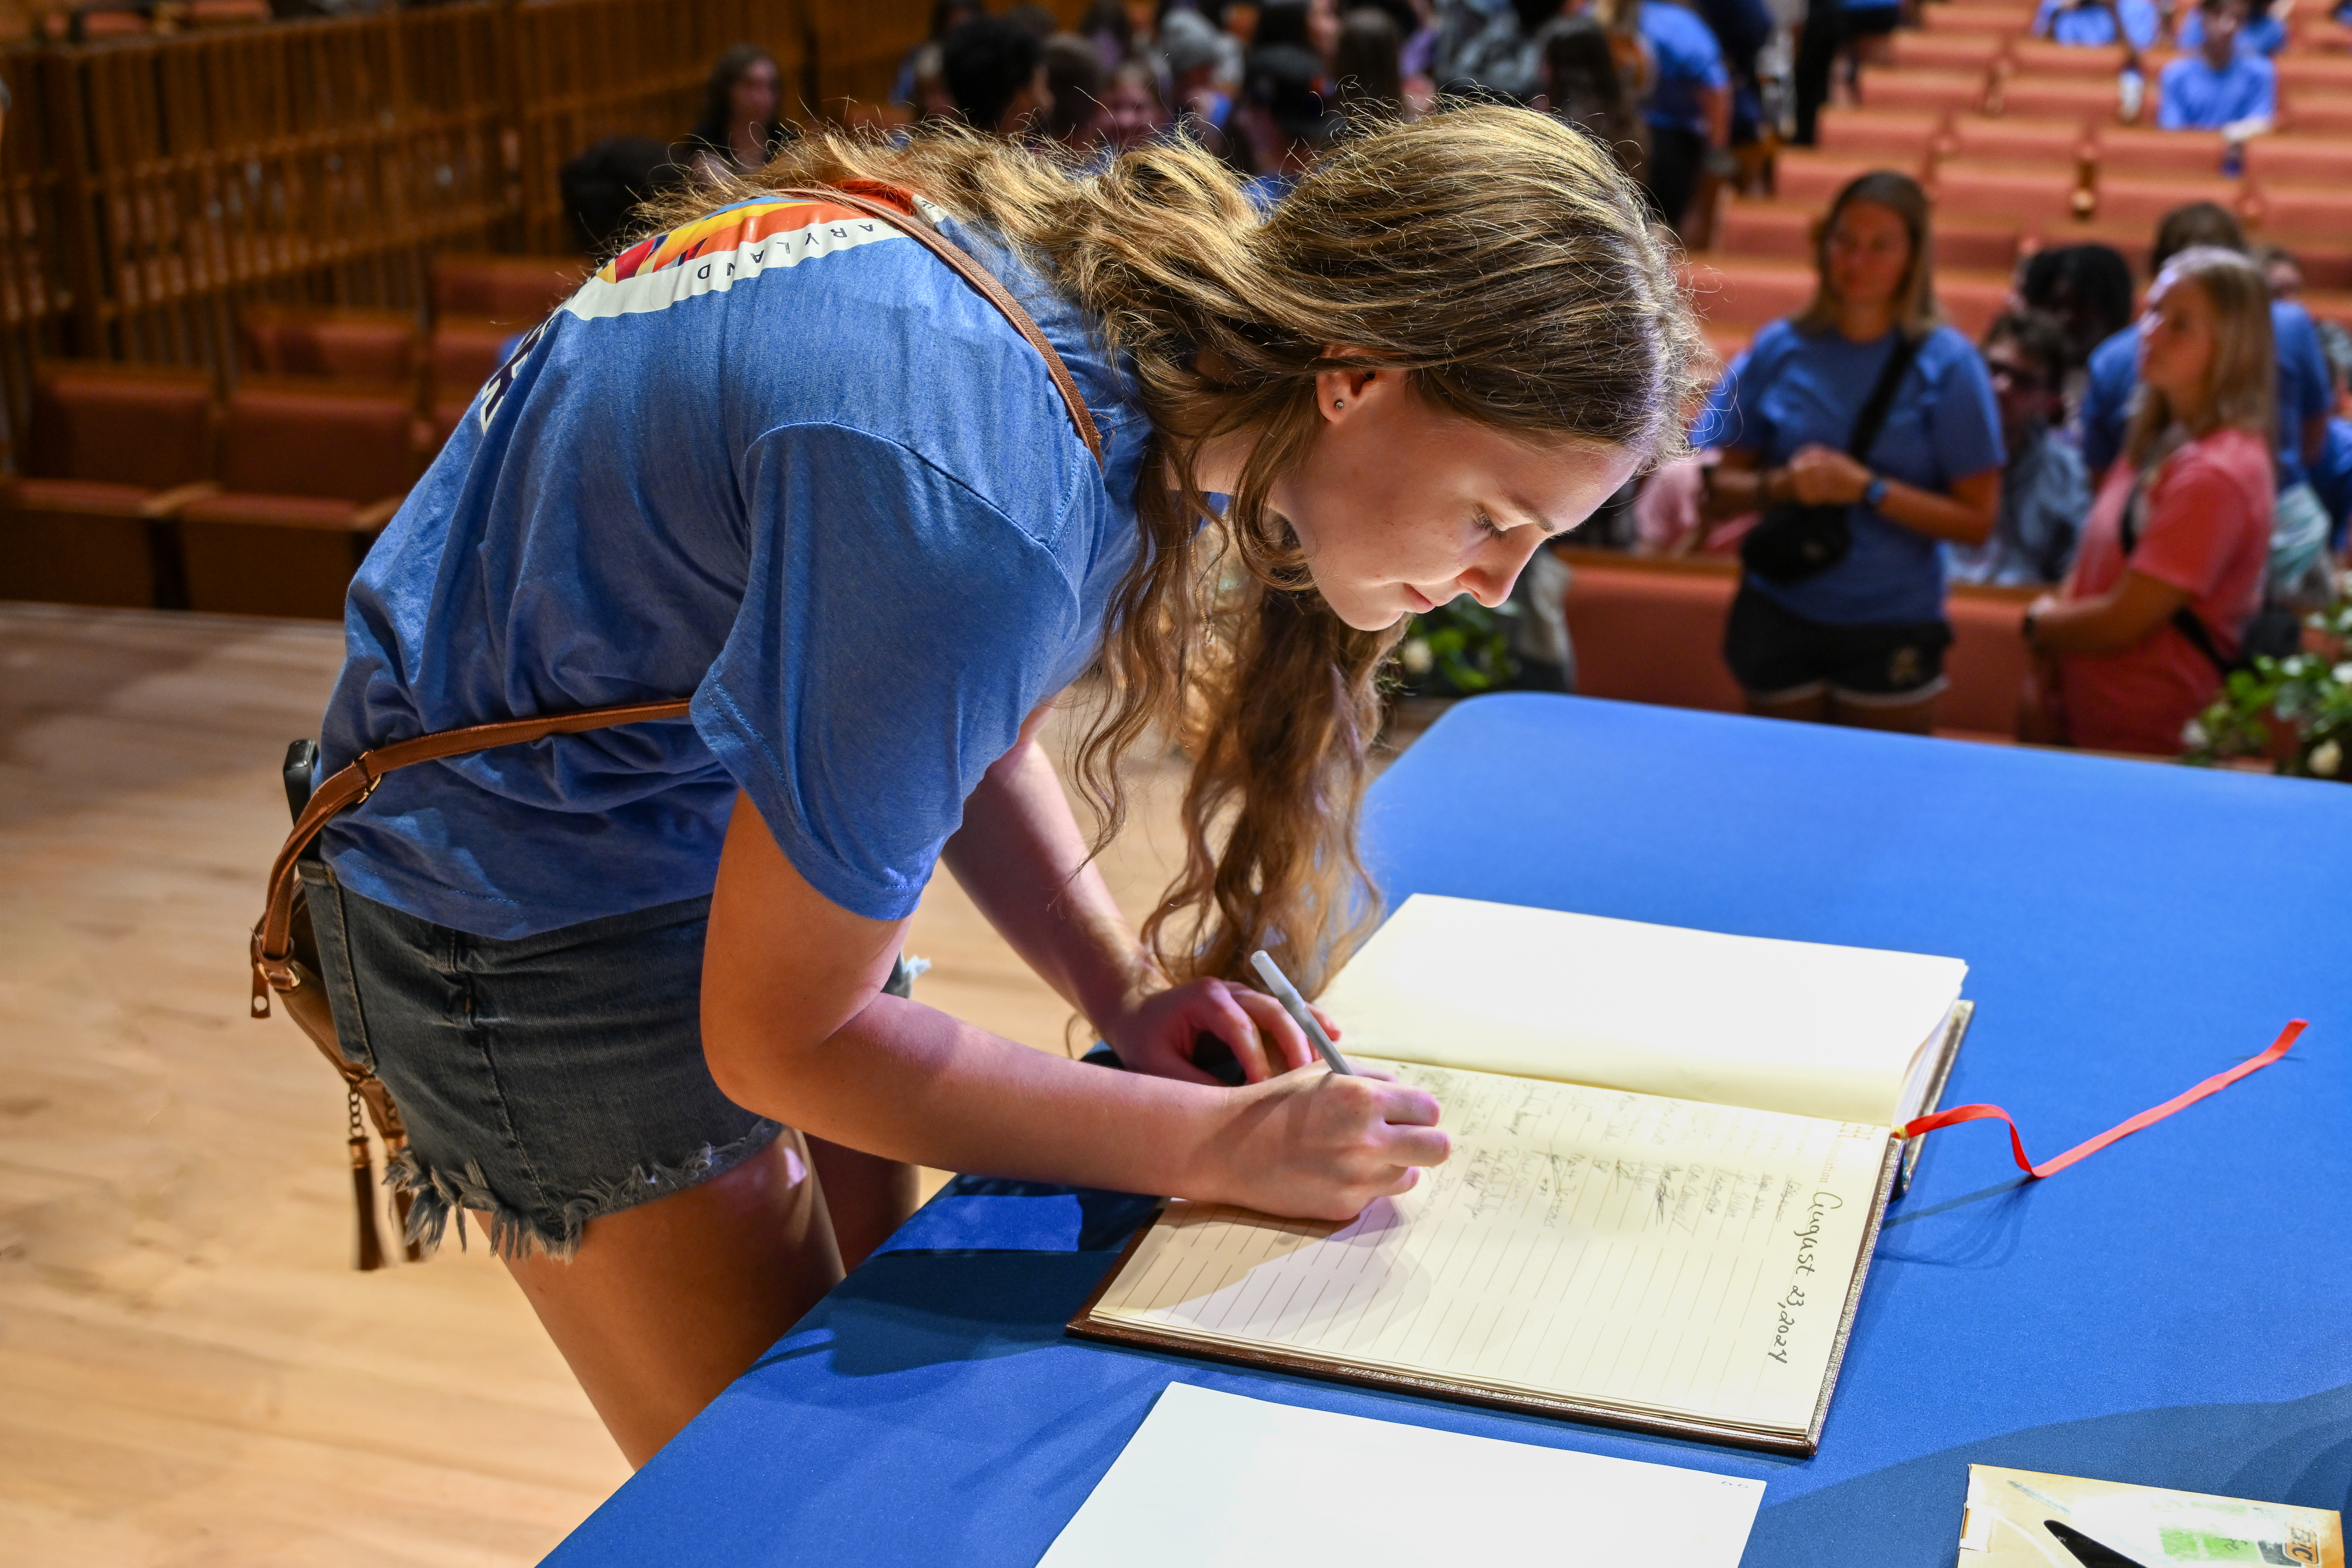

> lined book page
[1087,1062,1889,1437]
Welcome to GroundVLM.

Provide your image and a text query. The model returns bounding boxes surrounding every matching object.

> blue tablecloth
[547,696,2351,1567]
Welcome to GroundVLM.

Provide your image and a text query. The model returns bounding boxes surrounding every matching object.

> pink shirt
[2058,427,2272,756]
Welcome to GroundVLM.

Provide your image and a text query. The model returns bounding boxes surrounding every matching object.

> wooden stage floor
[0,602,1203,1565]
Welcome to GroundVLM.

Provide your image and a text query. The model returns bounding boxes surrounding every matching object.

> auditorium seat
[1932,159,2089,228]
[2279,91,2352,135]
[1713,201,1815,262]
[2277,55,2352,96]
[426,318,522,447]
[1938,272,2014,338]
[176,381,418,619]
[1865,70,1993,117]
[0,363,216,609]
[238,306,421,386]
[1942,113,2094,166]
[2092,127,2229,179]
[2241,136,2352,189]
[2093,173,2246,230]
[2249,186,2352,290]
[1814,107,1947,165]
[187,0,272,25]
[1994,74,2127,122]
[2298,290,2352,336]
[1557,552,2034,741]
[430,254,581,324]
[1776,150,1912,206]
[1889,31,2006,72]
[1934,223,2026,273]
[1680,259,1817,335]
[2005,40,2133,80]
[1919,3,2035,35]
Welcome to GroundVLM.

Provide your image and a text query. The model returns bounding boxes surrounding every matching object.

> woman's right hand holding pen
[1190,1065,1451,1222]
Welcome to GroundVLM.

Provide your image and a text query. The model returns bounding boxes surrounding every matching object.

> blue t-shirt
[2312,416,2352,550]
[2078,301,2331,489]
[1694,319,2005,625]
[1640,1,1730,138]
[2157,50,2276,128]
[2034,0,2161,48]
[2174,7,2287,54]
[317,192,1150,939]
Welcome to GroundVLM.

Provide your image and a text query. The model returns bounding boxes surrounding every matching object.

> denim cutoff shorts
[300,858,901,1261]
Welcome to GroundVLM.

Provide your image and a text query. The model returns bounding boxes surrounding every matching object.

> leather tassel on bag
[349,1088,386,1272]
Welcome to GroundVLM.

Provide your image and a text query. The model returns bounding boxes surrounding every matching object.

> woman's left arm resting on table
[2026,568,2193,656]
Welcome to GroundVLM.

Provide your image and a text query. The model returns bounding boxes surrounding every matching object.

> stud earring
[1332,399,1345,409]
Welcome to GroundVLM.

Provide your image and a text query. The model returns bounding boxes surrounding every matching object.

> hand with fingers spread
[1198,1066,1452,1221]
[1103,974,1343,1085]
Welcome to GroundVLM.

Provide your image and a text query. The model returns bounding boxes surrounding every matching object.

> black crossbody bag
[1740,333,1923,586]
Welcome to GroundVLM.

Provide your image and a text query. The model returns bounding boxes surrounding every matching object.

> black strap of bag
[1739,332,1924,584]
[1842,331,1926,468]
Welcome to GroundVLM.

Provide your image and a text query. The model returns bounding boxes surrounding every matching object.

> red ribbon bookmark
[1899,1019,2309,1180]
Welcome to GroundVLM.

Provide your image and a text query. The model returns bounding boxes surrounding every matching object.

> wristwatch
[1862,474,1889,510]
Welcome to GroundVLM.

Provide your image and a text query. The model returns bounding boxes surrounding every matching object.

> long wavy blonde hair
[2125,245,2277,472]
[653,109,1701,994]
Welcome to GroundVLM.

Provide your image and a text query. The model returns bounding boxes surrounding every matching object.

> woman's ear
[1312,356,1388,424]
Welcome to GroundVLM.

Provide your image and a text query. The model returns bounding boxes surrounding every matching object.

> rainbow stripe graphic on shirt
[477,195,927,432]
[568,196,913,323]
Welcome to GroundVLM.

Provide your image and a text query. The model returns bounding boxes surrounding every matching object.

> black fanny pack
[1740,332,1923,586]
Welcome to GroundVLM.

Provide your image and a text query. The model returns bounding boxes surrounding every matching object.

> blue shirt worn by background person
[1945,420,2092,585]
[2033,0,2162,48]
[2157,49,2276,128]
[316,192,1150,940]
[2175,6,2287,54]
[1694,320,2005,625]
[1639,1,1729,138]
[2078,301,2330,488]
[2313,417,2352,549]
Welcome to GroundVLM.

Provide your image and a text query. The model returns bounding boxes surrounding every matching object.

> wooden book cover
[1069,896,1973,1457]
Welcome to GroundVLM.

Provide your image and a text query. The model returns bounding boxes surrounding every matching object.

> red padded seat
[176,380,417,619]
[239,307,421,386]
[0,362,217,608]
[431,254,582,323]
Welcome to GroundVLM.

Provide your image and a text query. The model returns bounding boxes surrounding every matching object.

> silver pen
[1248,950,1354,1076]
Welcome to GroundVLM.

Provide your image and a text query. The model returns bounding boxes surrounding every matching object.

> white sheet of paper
[1317,895,1967,1126]
[1035,1383,1765,1567]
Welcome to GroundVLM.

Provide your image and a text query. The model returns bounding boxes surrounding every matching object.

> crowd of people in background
[1647,180,2349,756]
[878,0,1754,231]
[566,1,2352,764]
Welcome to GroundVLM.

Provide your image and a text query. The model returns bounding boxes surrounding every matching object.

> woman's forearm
[1874,476,1997,545]
[939,728,1162,1033]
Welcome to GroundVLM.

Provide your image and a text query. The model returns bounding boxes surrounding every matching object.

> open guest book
[1069,894,1974,1456]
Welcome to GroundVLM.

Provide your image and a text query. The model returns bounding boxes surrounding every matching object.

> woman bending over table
[299,111,1702,1464]
[1696,171,2004,735]
[2025,246,2276,755]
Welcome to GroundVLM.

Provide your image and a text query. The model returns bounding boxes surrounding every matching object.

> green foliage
[1391,596,1523,698]
[2182,594,2352,780]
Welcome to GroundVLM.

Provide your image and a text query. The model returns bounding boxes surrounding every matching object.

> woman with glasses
[1949,310,2092,587]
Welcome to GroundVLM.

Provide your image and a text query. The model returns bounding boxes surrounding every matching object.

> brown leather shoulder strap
[252,699,693,1008]
[781,186,1105,467]
[254,183,1107,1013]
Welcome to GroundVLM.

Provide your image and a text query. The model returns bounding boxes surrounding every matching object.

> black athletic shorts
[1843,3,1901,35]
[1722,579,1953,703]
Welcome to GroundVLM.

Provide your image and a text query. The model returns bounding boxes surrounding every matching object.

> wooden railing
[0,0,1013,449]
